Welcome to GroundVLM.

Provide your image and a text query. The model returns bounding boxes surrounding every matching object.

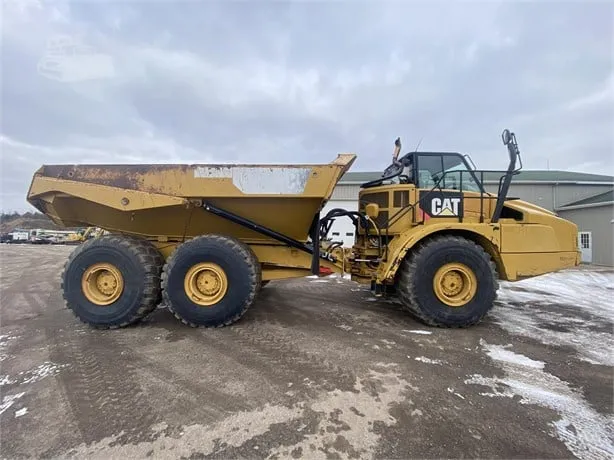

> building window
[580,233,590,249]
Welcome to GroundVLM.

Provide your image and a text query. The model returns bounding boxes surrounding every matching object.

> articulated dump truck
[27,129,580,330]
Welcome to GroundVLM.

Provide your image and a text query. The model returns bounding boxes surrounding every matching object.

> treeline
[0,211,49,224]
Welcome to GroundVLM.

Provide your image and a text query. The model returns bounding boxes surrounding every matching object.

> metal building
[323,170,614,266]
[555,190,614,266]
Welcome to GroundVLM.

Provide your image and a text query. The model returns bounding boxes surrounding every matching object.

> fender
[377,222,503,282]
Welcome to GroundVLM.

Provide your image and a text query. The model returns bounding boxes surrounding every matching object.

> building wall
[557,205,614,266]
[330,184,360,201]
[483,183,613,211]
[321,199,359,247]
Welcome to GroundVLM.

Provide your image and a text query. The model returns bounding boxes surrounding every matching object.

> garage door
[321,200,357,247]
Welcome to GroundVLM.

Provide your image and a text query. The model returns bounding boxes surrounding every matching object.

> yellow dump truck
[26,129,580,329]
[64,226,106,244]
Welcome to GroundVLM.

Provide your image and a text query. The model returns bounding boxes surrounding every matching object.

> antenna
[413,137,423,152]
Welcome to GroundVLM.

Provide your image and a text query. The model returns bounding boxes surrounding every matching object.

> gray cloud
[1,0,612,212]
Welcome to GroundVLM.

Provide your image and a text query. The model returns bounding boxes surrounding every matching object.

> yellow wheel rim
[433,262,477,307]
[81,263,124,306]
[184,262,228,307]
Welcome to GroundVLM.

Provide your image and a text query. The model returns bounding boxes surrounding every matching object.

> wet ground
[1,244,612,459]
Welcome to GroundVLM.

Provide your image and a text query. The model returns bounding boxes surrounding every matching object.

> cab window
[441,156,481,192]
[416,154,481,192]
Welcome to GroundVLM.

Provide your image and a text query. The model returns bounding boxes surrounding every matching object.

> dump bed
[27,154,356,242]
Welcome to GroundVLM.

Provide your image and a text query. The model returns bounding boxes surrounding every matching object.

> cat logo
[419,191,464,219]
[431,197,461,216]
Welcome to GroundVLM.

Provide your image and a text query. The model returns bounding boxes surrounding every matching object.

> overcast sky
[1,0,612,212]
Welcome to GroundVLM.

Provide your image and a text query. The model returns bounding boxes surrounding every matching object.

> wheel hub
[433,263,477,307]
[184,263,228,306]
[81,263,124,306]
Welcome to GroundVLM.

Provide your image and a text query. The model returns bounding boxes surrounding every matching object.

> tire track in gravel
[46,326,164,447]
[25,246,162,449]
[254,285,473,377]
[239,307,453,383]
[259,286,434,345]
[1,250,65,325]
[231,321,357,389]
[109,334,256,421]
[190,323,359,398]
[183,332,325,402]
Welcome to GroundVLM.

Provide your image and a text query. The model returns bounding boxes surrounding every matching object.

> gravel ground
[1,244,612,459]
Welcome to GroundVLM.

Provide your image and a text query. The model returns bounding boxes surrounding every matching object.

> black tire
[161,234,261,328]
[61,234,163,329]
[397,235,498,327]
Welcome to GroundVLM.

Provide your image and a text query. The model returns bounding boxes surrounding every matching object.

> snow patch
[2,361,68,387]
[447,387,466,399]
[0,392,25,415]
[402,329,433,335]
[0,333,18,362]
[0,375,16,386]
[466,340,614,460]
[336,324,353,332]
[15,407,28,417]
[20,362,68,384]
[414,356,443,365]
[501,270,614,322]
[495,270,614,366]
[492,302,613,366]
[484,343,545,369]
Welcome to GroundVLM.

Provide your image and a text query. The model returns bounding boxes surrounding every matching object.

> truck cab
[344,130,580,287]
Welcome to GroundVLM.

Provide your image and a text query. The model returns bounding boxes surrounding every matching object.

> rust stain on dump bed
[41,165,195,192]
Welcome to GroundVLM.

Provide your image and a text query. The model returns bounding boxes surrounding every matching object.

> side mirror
[501,129,512,145]
[365,203,380,219]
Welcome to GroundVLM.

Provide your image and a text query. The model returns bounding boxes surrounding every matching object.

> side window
[442,156,481,192]
[416,155,443,189]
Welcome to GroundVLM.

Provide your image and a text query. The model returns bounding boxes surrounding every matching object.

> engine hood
[503,198,557,217]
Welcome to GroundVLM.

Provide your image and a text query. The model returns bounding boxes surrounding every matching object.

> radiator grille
[360,192,389,209]
[393,191,410,208]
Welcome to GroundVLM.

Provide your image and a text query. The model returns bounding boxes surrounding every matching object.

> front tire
[61,234,163,329]
[161,234,261,328]
[397,235,498,327]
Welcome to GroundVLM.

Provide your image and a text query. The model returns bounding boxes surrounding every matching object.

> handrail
[367,168,516,231]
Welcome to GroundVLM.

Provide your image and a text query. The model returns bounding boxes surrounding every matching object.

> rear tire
[397,235,498,327]
[161,234,261,328]
[61,234,163,329]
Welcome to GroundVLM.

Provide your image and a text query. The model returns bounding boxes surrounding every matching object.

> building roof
[556,189,614,211]
[339,170,614,184]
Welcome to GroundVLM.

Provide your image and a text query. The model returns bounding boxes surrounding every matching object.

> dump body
[27,154,356,245]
